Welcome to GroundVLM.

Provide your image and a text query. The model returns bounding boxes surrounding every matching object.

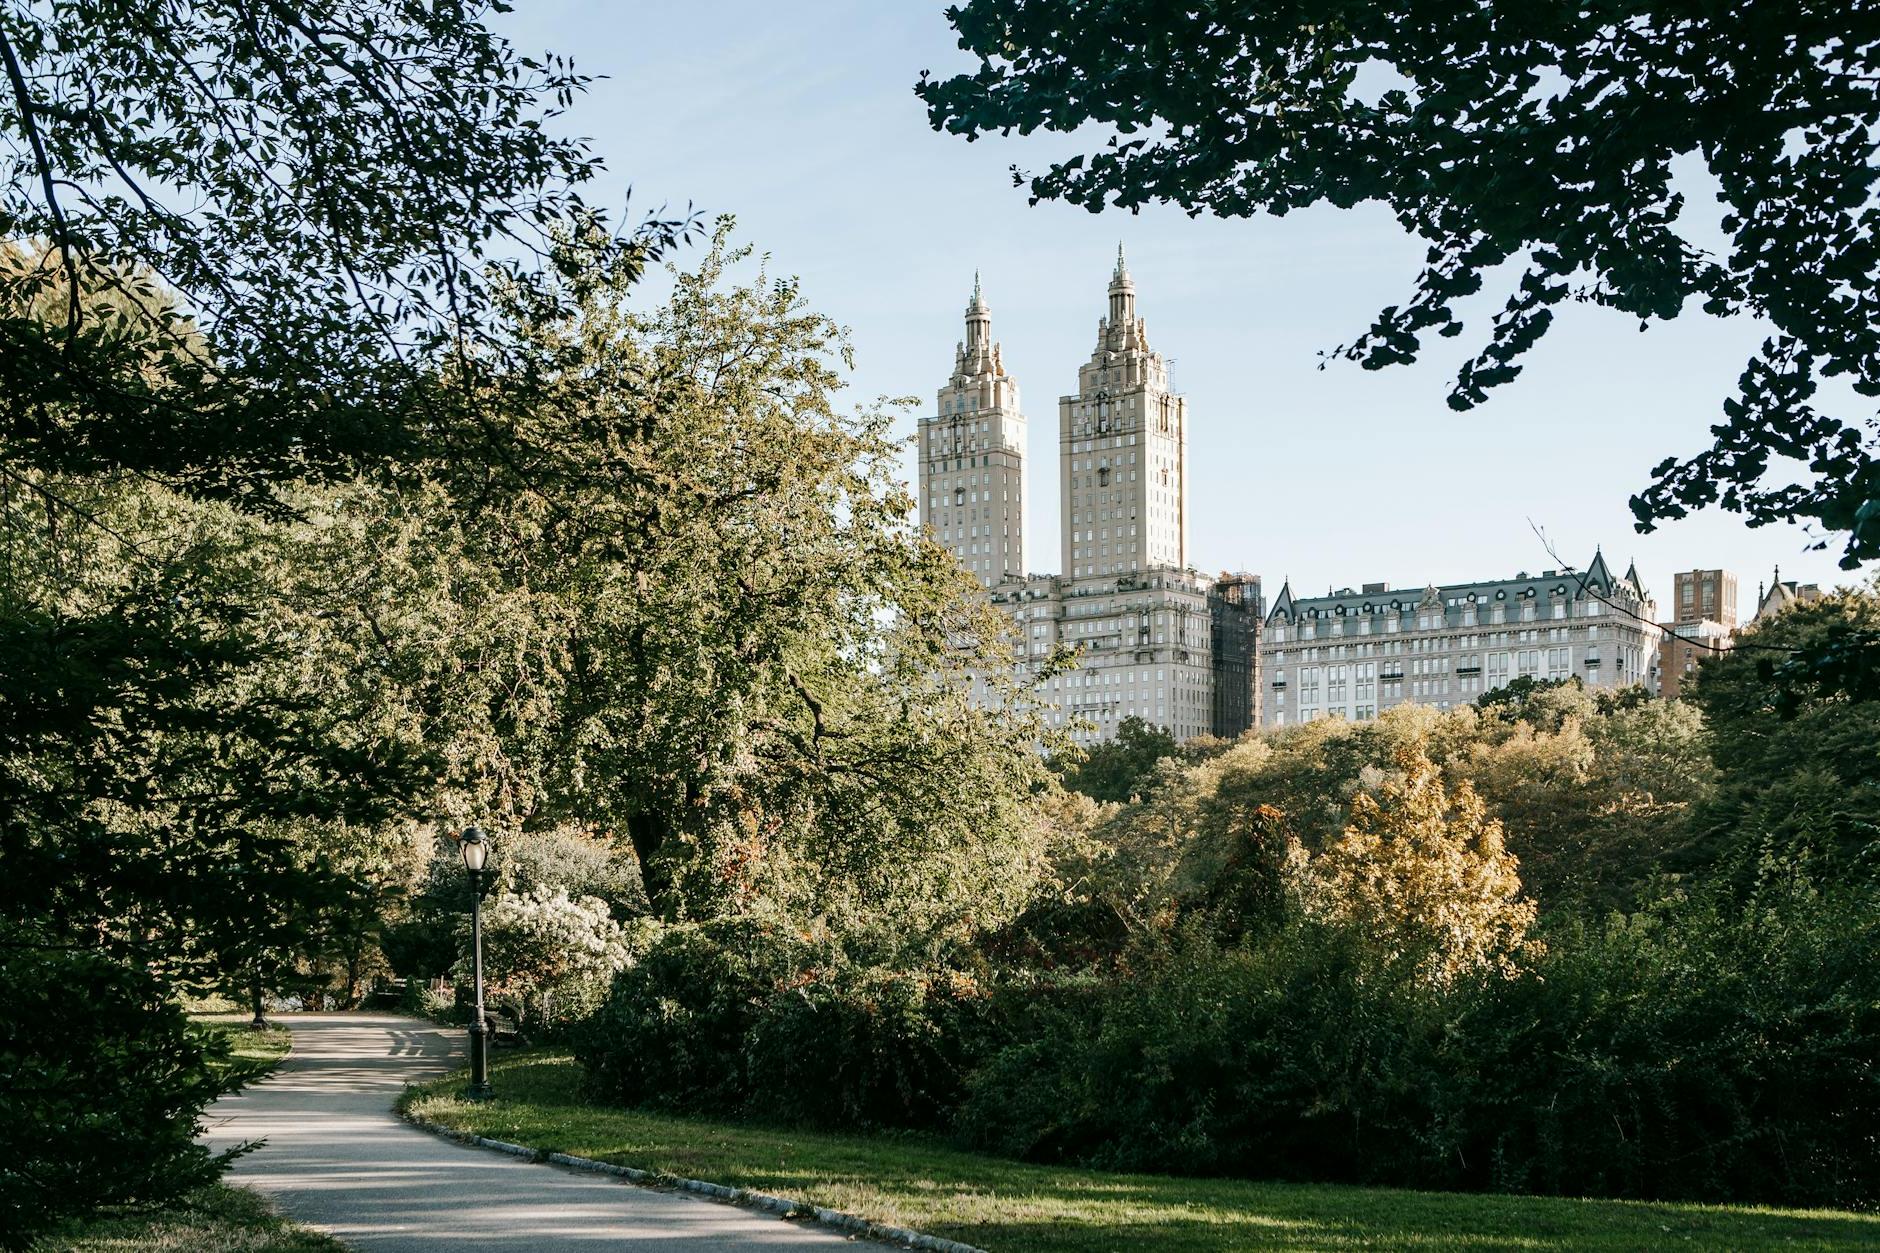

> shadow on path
[202,1013,876,1251]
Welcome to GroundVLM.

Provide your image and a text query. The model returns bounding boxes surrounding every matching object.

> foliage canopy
[919,1,1880,567]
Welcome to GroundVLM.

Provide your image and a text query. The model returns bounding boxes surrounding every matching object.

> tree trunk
[249,973,268,1029]
[626,807,679,919]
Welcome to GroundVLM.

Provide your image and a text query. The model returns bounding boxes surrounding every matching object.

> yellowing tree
[1306,744,1537,985]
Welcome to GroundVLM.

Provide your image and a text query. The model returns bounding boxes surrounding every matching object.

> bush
[456,888,630,1037]
[956,925,1442,1181]
[956,877,1880,1208]
[576,919,835,1113]
[397,978,463,1025]
[0,932,243,1250]
[1450,875,1880,1206]
[576,919,999,1131]
[745,965,995,1130]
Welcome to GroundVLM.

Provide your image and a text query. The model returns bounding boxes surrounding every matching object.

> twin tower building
[918,248,1263,746]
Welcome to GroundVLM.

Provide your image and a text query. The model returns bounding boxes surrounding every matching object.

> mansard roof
[1262,551,1645,625]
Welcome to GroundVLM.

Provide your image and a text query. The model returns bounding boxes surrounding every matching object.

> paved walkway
[202,1014,879,1250]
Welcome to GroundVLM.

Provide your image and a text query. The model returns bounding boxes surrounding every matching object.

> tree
[239,223,1055,947]
[1304,744,1537,985]
[1055,715,1179,802]
[0,1,684,503]
[0,3,667,1240]
[1687,585,1880,882]
[1475,675,1583,721]
[0,924,241,1252]
[918,3,1880,568]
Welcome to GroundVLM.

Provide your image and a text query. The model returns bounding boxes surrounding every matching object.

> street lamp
[459,824,494,1101]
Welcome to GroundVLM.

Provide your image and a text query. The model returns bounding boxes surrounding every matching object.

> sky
[501,2,1868,625]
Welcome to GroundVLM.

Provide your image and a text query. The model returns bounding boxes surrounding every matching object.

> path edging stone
[401,1109,989,1253]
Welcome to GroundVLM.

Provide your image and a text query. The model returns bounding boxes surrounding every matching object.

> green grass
[403,1049,1880,1252]
[198,1016,295,1076]
[47,1182,344,1253]
[39,1018,336,1253]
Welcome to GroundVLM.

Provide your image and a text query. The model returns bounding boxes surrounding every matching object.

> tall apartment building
[1658,568,1739,699]
[1658,618,1734,699]
[1059,247,1188,577]
[923,254,1259,747]
[1258,551,1659,726]
[1672,568,1737,626]
[918,276,1026,586]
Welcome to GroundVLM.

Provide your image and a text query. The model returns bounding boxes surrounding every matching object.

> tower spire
[1107,243,1136,328]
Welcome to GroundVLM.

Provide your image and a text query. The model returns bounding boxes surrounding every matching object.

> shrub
[957,877,1880,1208]
[576,920,1002,1131]
[1450,875,1880,1207]
[955,925,1444,1181]
[745,965,994,1130]
[576,918,835,1112]
[454,888,631,1037]
[0,931,241,1249]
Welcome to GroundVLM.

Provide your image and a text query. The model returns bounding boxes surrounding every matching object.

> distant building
[923,253,1259,747]
[1656,568,1739,698]
[1259,552,1659,726]
[988,566,1256,745]
[918,274,1026,587]
[1753,567,1824,622]
[1210,572,1262,735]
[1672,568,1738,627]
[1658,618,1734,699]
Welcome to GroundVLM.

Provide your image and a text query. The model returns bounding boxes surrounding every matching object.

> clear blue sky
[502,2,1867,623]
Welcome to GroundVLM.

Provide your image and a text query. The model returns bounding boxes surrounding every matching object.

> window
[1487,652,1511,688]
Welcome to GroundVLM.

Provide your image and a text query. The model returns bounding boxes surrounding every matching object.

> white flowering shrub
[457,888,631,1035]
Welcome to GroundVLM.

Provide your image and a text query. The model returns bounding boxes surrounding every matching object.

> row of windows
[1269,599,1615,642]
[1273,624,1610,666]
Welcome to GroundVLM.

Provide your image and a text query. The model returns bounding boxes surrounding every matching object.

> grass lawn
[47,1182,343,1253]
[201,1016,296,1076]
[42,1019,340,1253]
[404,1049,1880,1252]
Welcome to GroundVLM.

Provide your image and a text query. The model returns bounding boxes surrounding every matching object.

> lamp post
[460,824,494,1101]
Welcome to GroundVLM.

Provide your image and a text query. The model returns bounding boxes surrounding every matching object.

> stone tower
[1058,245,1189,578]
[919,275,1026,586]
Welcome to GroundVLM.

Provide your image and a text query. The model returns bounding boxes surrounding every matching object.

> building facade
[1657,567,1739,699]
[924,255,1258,747]
[1258,552,1659,726]
[1059,247,1189,577]
[1672,568,1738,626]
[1210,572,1262,734]
[918,276,1026,586]
[1753,567,1824,622]
[1658,618,1734,699]
[989,567,1253,745]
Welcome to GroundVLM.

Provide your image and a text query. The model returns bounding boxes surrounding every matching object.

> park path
[201,1013,880,1250]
